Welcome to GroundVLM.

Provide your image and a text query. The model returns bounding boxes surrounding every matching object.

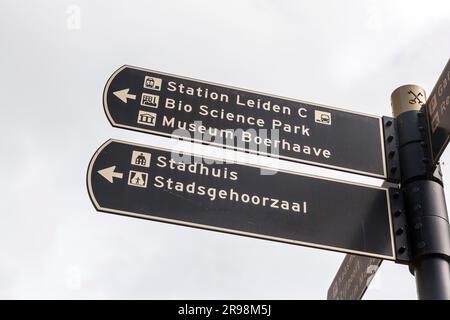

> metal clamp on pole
[391,85,450,300]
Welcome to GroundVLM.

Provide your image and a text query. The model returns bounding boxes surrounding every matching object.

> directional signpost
[426,58,450,165]
[87,61,450,299]
[327,255,382,300]
[103,65,388,179]
[391,78,450,300]
[88,139,396,260]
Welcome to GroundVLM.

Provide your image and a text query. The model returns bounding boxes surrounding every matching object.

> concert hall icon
[128,170,148,188]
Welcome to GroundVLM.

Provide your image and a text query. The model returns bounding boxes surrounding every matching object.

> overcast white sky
[1,0,450,299]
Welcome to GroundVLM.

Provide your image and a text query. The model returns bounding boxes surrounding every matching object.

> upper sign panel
[104,65,387,178]
[427,58,450,165]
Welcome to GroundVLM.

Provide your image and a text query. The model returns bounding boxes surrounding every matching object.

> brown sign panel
[103,66,387,179]
[327,254,382,300]
[87,139,396,260]
[427,58,450,164]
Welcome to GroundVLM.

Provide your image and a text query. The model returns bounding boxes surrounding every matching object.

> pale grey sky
[1,0,450,299]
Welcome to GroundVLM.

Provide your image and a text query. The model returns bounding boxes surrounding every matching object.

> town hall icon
[131,150,151,168]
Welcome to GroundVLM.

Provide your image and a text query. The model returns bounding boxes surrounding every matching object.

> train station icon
[128,170,148,188]
[131,150,151,168]
[143,76,162,91]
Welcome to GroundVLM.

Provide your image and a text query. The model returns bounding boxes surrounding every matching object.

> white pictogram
[140,93,159,108]
[131,151,151,168]
[128,170,148,188]
[315,110,332,125]
[429,94,438,114]
[431,112,440,133]
[143,76,162,91]
[137,111,157,126]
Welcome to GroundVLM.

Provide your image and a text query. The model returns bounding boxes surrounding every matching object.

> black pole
[405,179,450,299]
[391,85,450,300]
[415,257,450,299]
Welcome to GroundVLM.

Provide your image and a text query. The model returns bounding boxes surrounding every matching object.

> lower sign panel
[87,139,395,260]
[327,255,383,300]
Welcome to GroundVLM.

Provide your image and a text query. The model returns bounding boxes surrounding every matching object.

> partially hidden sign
[327,254,382,300]
[427,58,450,165]
[103,65,387,178]
[87,139,396,260]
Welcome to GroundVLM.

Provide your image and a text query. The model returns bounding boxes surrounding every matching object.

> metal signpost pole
[391,85,450,300]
